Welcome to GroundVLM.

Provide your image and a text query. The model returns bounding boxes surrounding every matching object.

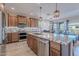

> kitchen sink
[34,33,42,35]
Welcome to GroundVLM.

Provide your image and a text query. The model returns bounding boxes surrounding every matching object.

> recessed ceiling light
[11,7,15,10]
[30,13,33,15]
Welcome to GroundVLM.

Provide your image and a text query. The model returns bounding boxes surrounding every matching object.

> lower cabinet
[50,41,61,56]
[27,34,49,56]
[7,33,12,43]
[27,34,71,56]
[50,48,60,56]
[7,32,19,43]
[32,38,38,54]
[27,34,38,55]
[11,33,19,42]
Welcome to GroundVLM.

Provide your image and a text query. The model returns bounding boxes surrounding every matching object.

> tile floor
[0,41,36,56]
[1,40,79,56]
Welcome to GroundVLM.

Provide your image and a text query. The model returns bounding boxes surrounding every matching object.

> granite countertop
[28,32,77,45]
[5,27,41,33]
[5,27,77,45]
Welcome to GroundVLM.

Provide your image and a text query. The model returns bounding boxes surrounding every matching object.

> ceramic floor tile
[0,41,36,56]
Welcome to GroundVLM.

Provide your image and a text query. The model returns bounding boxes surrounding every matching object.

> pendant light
[39,6,42,20]
[53,3,60,18]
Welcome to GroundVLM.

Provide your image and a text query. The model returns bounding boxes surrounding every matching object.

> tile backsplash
[5,27,41,33]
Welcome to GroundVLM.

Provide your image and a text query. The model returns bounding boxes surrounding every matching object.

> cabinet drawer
[51,48,60,56]
[50,41,60,51]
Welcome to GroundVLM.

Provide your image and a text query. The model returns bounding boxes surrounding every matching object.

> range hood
[17,23,27,28]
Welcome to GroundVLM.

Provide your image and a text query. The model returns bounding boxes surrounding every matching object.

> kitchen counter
[5,27,41,33]
[5,27,77,56]
[27,33,49,56]
[27,32,77,45]
[5,27,77,45]
[27,32,77,56]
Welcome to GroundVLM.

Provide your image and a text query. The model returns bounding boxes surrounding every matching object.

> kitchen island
[27,33,50,56]
[27,32,77,56]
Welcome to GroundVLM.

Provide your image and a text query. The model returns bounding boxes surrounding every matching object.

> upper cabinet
[27,18,38,27]
[30,18,38,27]
[17,15,27,24]
[8,14,38,27]
[26,18,31,27]
[8,14,17,26]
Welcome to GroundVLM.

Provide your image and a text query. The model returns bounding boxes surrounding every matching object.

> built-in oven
[19,32,27,39]
[17,23,27,40]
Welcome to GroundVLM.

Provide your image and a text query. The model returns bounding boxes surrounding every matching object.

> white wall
[0,11,2,44]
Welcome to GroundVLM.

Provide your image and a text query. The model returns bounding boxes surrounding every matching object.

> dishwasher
[38,38,49,56]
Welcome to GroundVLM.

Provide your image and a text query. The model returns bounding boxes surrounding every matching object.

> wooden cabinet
[11,33,19,42]
[7,32,19,43]
[17,16,27,24]
[8,15,17,26]
[30,18,38,27]
[26,18,31,27]
[32,36,38,54]
[26,18,38,27]
[7,33,12,43]
[27,35,32,48]
[8,15,38,27]
[50,49,60,56]
[27,34,38,55]
[50,41,61,56]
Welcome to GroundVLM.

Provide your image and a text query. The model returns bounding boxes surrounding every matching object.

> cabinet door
[33,38,38,54]
[50,41,61,56]
[26,18,38,27]
[27,35,33,49]
[18,16,27,24]
[27,35,30,46]
[7,33,12,43]
[29,36,33,49]
[7,33,19,43]
[8,15,17,26]
[11,33,19,42]
[50,49,60,56]
[31,36,38,55]
[30,19,35,27]
[30,19,38,27]
[27,35,38,55]
[50,41,60,51]
[26,18,31,27]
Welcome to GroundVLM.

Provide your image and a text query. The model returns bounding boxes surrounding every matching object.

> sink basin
[34,33,42,35]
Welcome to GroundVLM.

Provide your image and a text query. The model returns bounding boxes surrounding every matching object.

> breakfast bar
[27,32,77,56]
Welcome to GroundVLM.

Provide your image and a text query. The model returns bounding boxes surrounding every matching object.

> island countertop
[27,32,77,45]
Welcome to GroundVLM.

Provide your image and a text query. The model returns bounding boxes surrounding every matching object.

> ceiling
[5,3,79,21]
